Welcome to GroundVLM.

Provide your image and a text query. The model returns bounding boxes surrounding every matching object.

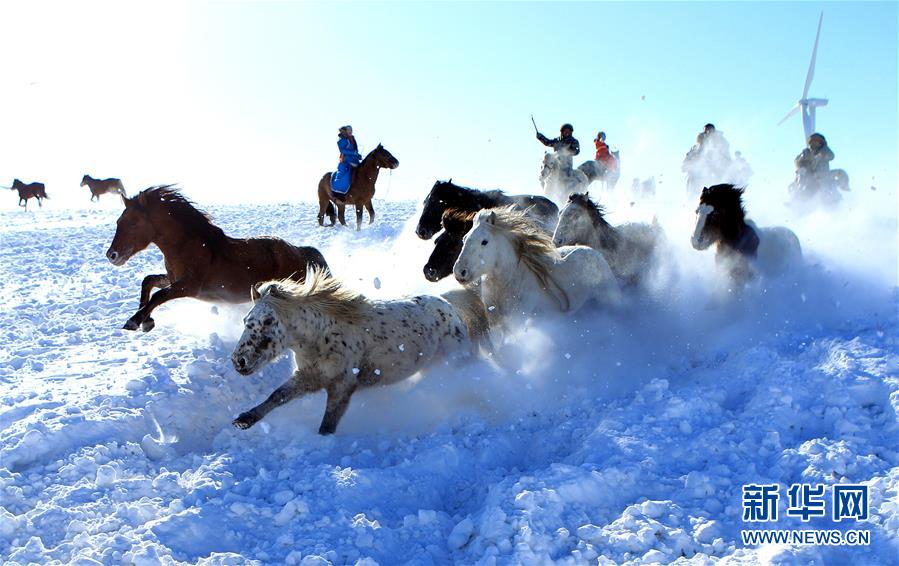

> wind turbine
[778,11,828,141]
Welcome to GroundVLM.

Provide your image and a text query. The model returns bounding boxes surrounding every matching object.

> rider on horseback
[593,131,618,175]
[331,125,362,200]
[795,133,834,182]
[537,123,580,170]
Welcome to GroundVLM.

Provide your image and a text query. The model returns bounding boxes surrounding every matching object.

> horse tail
[326,201,336,218]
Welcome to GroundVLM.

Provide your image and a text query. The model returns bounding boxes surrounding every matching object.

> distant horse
[576,154,621,191]
[453,207,621,331]
[316,144,399,230]
[415,180,559,240]
[9,179,48,209]
[553,193,665,288]
[230,269,483,434]
[82,174,126,201]
[539,152,589,203]
[692,184,802,283]
[106,185,328,332]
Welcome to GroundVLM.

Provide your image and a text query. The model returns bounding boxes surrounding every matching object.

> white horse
[230,269,487,434]
[553,193,665,289]
[540,152,589,203]
[691,184,802,283]
[452,207,622,331]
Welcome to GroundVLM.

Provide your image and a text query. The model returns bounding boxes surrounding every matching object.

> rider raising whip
[536,122,580,170]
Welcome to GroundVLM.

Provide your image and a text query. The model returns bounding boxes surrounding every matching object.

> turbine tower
[778,11,828,142]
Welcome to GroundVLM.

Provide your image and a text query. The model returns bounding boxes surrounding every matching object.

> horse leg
[337,203,347,226]
[355,203,364,231]
[327,202,337,225]
[37,198,42,208]
[365,201,375,225]
[317,199,327,226]
[318,381,358,435]
[123,280,193,331]
[233,369,325,429]
[137,274,171,332]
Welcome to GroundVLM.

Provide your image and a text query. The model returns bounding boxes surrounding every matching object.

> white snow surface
[0,196,897,565]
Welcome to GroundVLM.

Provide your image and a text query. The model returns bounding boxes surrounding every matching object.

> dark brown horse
[82,174,126,201]
[317,144,399,230]
[9,179,48,209]
[106,185,328,332]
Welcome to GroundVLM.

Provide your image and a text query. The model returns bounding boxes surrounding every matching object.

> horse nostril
[107,250,118,261]
[236,356,247,369]
[459,269,468,279]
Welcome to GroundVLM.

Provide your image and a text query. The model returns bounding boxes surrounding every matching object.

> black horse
[415,180,559,240]
[423,209,475,282]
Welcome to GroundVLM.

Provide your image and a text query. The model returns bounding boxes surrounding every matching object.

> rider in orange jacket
[594,132,618,173]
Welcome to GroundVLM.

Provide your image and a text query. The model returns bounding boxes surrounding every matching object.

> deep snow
[0,193,897,565]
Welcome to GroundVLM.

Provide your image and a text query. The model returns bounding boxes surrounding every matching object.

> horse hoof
[123,319,140,331]
[233,415,255,429]
[141,319,155,332]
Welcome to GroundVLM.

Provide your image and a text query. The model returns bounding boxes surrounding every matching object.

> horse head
[81,174,91,187]
[106,194,155,266]
[416,179,456,240]
[692,184,746,251]
[371,144,399,170]
[232,286,289,376]
[423,209,474,282]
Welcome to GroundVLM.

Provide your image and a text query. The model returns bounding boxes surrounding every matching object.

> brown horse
[82,174,126,201]
[9,179,48,209]
[317,144,399,230]
[106,185,329,332]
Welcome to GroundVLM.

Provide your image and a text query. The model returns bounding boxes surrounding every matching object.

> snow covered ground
[0,193,896,565]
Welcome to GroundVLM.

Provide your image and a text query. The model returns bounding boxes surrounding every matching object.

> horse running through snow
[106,186,328,332]
[692,184,802,284]
[539,152,589,203]
[230,270,487,434]
[82,174,126,201]
[453,207,622,332]
[9,179,48,209]
[415,180,559,240]
[553,193,666,288]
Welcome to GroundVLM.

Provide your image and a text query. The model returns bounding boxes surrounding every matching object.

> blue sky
[1,1,895,205]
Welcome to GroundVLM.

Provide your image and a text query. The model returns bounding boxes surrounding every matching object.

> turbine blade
[777,104,801,126]
[802,11,823,99]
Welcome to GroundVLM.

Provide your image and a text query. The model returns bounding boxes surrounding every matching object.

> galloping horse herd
[7,145,804,435]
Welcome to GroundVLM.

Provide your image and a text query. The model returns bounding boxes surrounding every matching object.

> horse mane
[700,184,747,222]
[441,208,476,234]
[434,181,508,209]
[479,206,570,310]
[568,193,618,248]
[135,185,226,243]
[258,268,368,323]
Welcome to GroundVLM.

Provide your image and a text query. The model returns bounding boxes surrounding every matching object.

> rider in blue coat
[331,125,362,197]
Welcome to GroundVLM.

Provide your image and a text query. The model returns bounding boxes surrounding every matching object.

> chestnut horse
[9,179,48,209]
[317,144,399,230]
[106,185,328,332]
[82,174,126,201]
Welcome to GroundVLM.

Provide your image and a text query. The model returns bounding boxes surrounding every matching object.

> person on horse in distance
[794,132,834,189]
[593,131,618,176]
[331,125,362,200]
[537,123,580,171]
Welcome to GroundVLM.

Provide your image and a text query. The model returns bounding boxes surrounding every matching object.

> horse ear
[250,283,262,302]
[121,194,132,208]
[448,178,453,184]
[486,211,497,225]
[377,143,383,149]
